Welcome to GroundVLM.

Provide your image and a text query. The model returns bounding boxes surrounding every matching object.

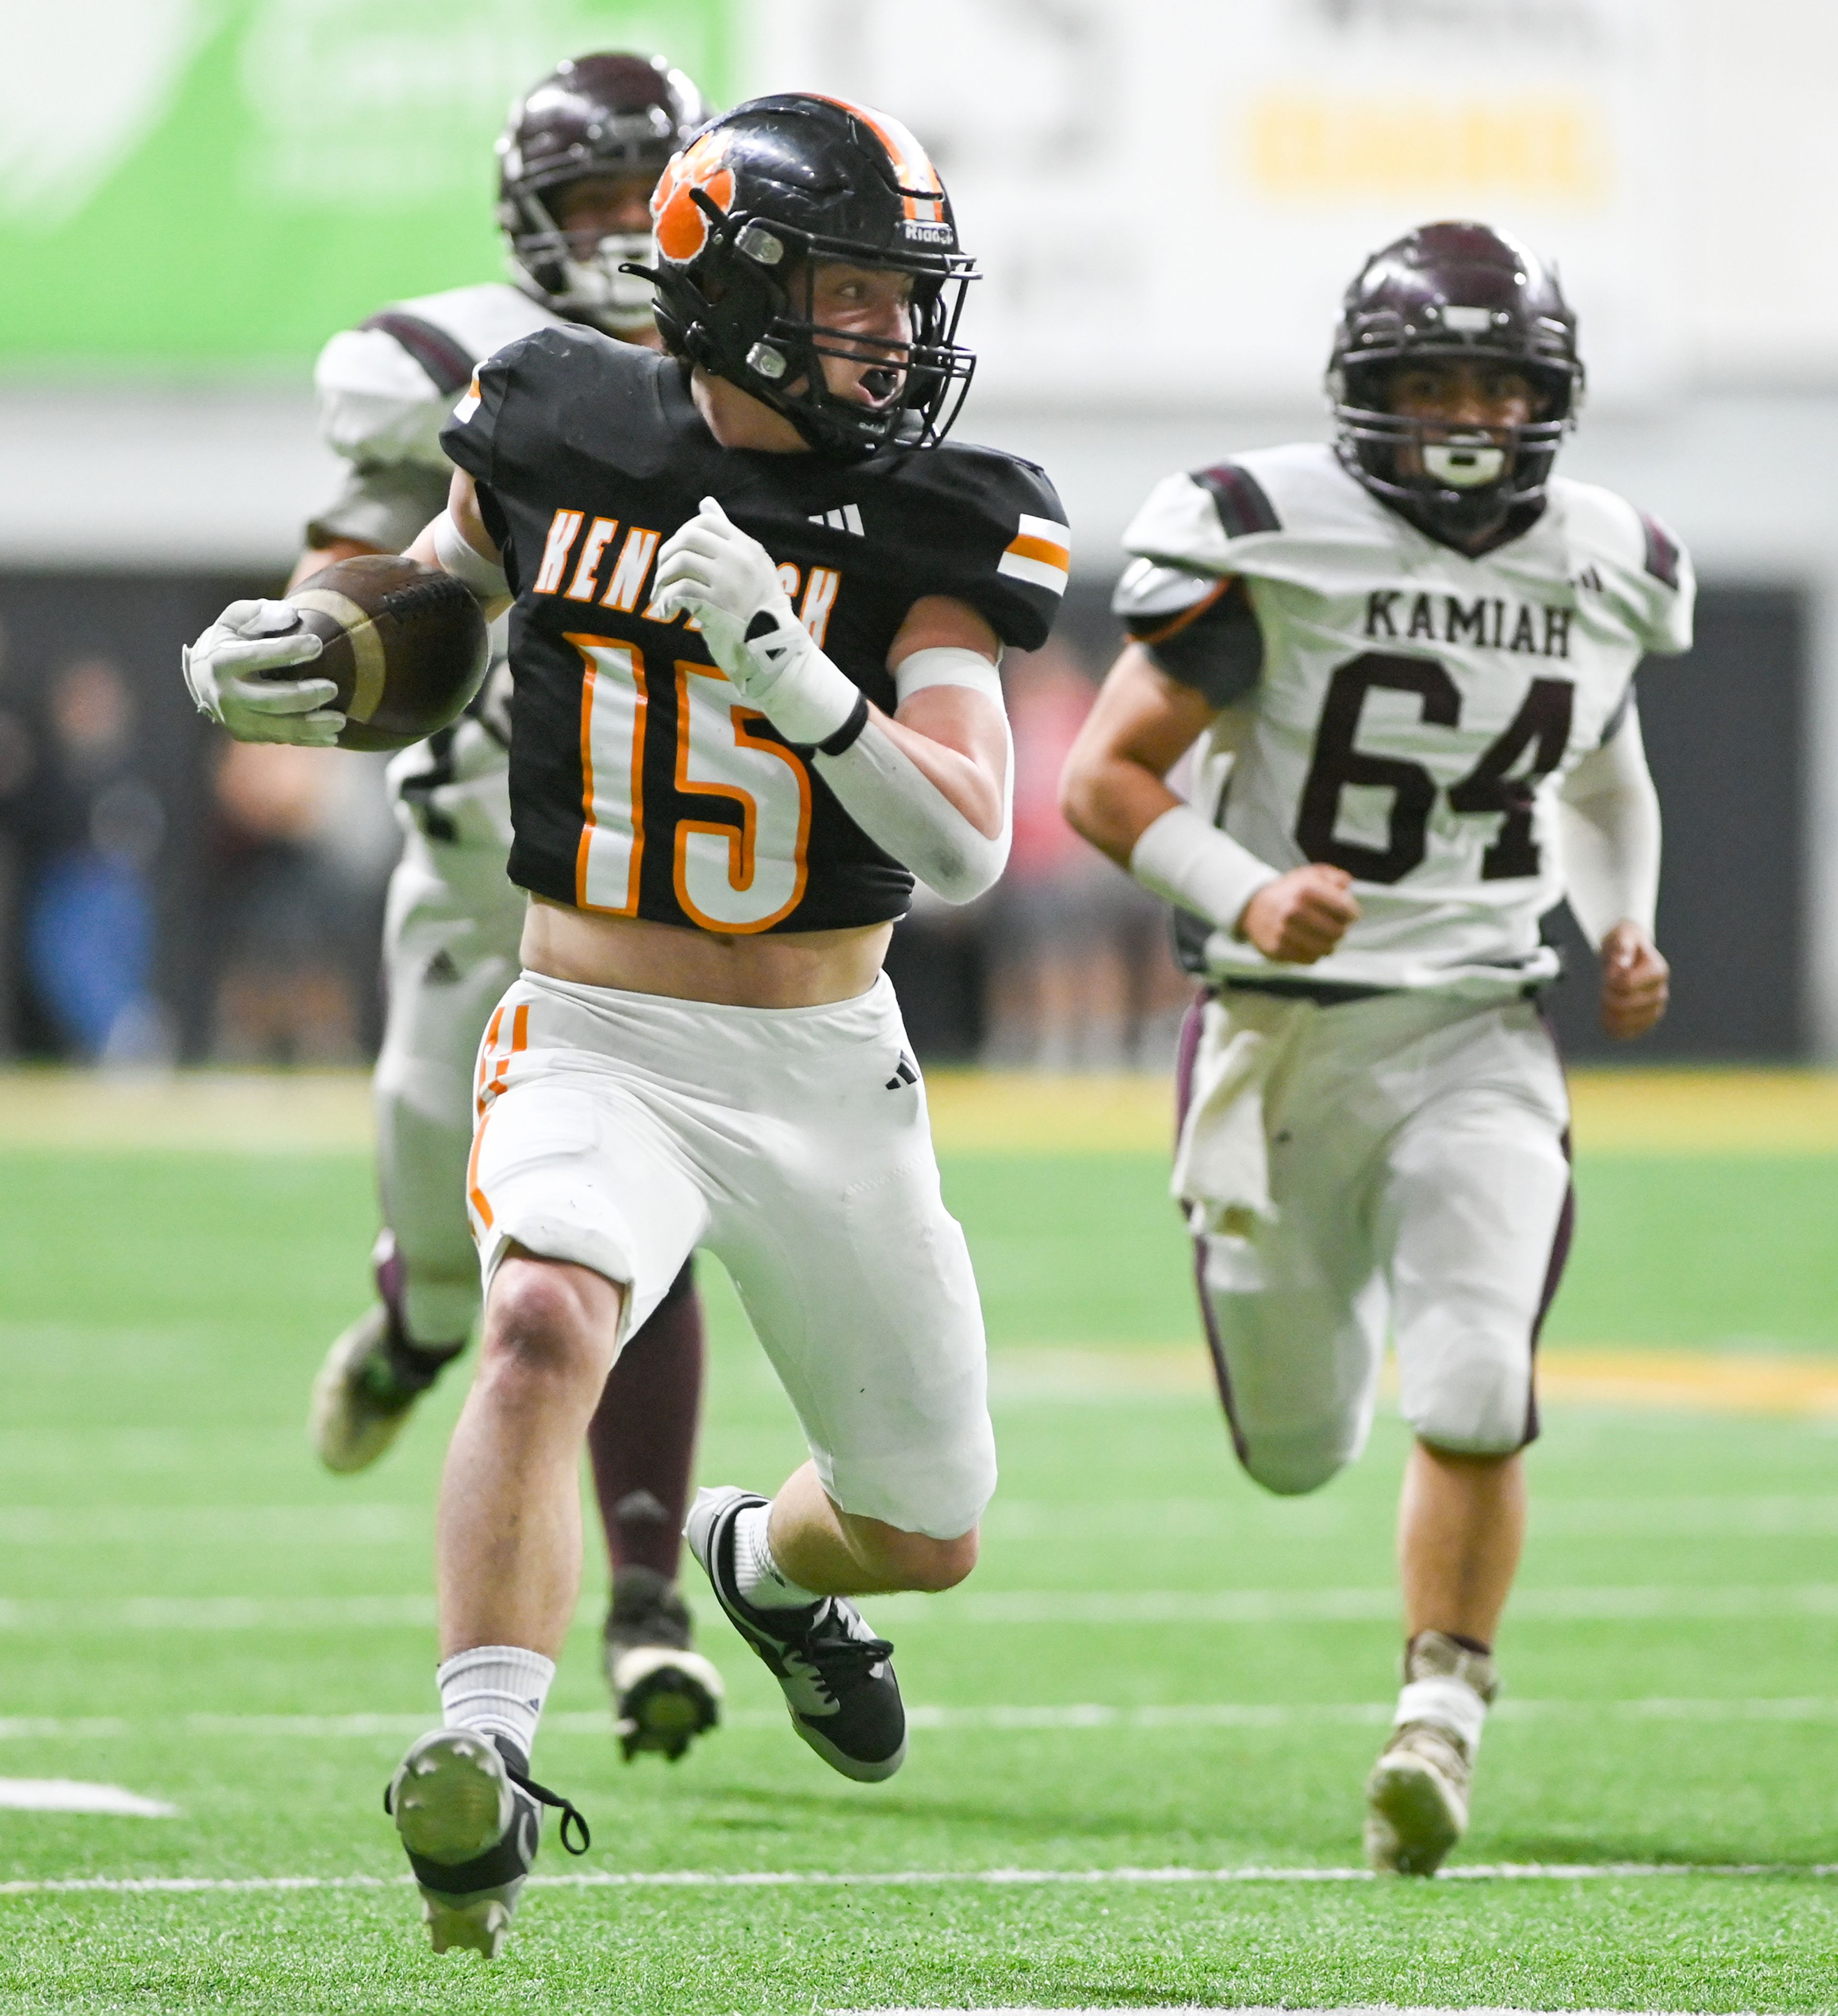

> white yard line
[3,1493,1836,1548]
[9,1585,1838,1631]
[11,1698,1838,1743]
[2,1862,1835,1898]
[0,1780,177,1816]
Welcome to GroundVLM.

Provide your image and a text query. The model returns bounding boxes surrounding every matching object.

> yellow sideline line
[990,1345,1838,1416]
[3,1066,1838,1155]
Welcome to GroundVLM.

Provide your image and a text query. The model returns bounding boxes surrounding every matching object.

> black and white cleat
[386,1728,588,1958]
[685,1485,906,1783]
[603,1565,725,1763]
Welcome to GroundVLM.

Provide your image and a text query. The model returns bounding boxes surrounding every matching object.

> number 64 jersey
[1116,442,1695,996]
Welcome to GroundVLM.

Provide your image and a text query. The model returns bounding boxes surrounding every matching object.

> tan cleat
[602,1566,725,1762]
[310,1238,465,1474]
[1364,1631,1497,1876]
[310,1305,420,1474]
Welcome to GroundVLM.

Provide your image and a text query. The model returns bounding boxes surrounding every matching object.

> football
[278,554,490,751]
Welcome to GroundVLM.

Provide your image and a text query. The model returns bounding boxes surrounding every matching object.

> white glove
[181,599,346,748]
[651,497,860,747]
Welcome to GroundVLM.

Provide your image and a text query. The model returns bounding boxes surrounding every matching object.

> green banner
[0,0,735,372]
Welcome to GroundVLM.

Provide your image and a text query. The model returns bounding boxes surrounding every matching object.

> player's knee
[1236,1426,1355,1497]
[1401,1344,1532,1455]
[480,1256,621,1398]
[896,1526,978,1591]
[844,1514,978,1591]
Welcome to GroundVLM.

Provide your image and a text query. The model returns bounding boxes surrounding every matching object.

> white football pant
[373,829,526,1344]
[469,970,996,1540]
[1183,986,1573,1495]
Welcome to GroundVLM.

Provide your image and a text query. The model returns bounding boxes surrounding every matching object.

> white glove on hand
[650,497,860,747]
[181,599,345,748]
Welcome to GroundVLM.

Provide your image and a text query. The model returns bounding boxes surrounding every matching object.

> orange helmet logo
[652,131,736,263]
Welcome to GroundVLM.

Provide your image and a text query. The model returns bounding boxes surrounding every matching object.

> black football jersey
[439,329,1069,933]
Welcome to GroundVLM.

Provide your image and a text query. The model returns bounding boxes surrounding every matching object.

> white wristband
[1129,803,1279,935]
[432,506,509,604]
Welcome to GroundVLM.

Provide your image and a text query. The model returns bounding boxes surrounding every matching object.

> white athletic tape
[3,1864,1835,1897]
[1395,1674,1489,1753]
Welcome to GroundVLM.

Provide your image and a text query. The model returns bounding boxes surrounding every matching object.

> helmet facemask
[1332,346,1578,544]
[503,176,660,335]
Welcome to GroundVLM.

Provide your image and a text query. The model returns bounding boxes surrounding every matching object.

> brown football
[276,555,490,752]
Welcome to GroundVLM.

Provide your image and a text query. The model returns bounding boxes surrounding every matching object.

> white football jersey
[1116,443,1695,997]
[310,281,572,854]
[314,280,572,479]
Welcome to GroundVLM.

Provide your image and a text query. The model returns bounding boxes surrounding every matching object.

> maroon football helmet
[497,53,712,333]
[1328,221,1584,542]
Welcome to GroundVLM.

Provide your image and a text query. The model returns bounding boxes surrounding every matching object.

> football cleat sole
[609,1643,725,1762]
[310,1305,416,1475]
[389,1729,525,1958]
[1364,1737,1466,1876]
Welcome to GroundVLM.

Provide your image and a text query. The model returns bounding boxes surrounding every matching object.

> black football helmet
[498,53,712,335]
[642,94,977,456]
[1328,221,1584,542]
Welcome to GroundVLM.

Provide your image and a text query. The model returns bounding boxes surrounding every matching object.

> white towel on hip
[1170,993,1314,1235]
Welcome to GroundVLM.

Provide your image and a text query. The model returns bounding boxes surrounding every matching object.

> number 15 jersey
[440,327,1068,936]
[1116,443,1695,997]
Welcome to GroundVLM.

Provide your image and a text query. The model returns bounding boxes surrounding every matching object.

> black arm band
[815,693,871,757]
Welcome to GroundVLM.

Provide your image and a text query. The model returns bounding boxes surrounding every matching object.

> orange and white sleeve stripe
[997,515,1072,595]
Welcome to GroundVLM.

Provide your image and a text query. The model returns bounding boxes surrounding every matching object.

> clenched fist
[1237,864,1360,965]
[1600,920,1669,1040]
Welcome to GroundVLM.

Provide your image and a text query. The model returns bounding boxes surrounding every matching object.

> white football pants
[373,829,527,1344]
[1181,986,1573,1496]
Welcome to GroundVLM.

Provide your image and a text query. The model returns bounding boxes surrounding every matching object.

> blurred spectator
[206,742,394,1064]
[981,641,1191,1070]
[22,657,170,1064]
[0,619,38,1058]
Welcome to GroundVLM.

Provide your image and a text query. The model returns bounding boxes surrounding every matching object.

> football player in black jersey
[300,95,1065,1955]
[182,56,728,1770]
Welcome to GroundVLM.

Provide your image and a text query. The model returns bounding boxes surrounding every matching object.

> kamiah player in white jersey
[1062,223,1693,1876]
[184,55,728,1764]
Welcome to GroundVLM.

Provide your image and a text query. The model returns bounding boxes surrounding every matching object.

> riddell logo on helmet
[652,132,735,262]
[902,219,953,243]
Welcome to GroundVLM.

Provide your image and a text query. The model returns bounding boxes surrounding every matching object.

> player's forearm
[407,476,511,619]
[813,696,1011,905]
[1558,708,1661,944]
[1059,748,1183,869]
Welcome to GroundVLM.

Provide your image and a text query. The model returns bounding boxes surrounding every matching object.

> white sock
[733,1502,822,1610]
[436,1644,555,1761]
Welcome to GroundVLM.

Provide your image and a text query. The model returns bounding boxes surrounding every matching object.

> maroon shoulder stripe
[361,311,478,399]
[1194,461,1281,540]
[1639,512,1680,590]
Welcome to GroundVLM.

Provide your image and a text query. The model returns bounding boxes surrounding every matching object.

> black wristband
[815,692,871,757]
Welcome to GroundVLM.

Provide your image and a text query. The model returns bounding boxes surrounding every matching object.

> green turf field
[4,1088,1838,2011]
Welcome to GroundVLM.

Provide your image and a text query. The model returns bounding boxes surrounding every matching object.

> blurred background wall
[0,0,1826,1064]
